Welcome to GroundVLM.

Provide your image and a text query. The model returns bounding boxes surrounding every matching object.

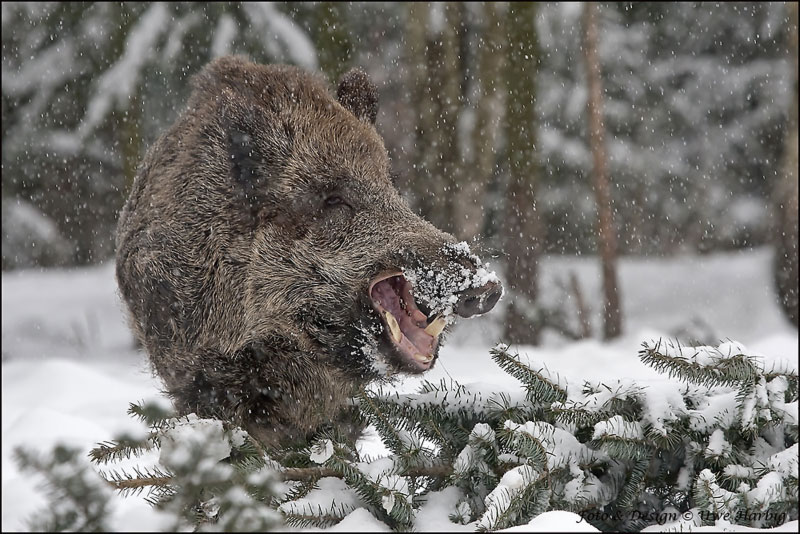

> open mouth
[368,272,447,372]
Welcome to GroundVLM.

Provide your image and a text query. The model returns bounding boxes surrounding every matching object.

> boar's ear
[337,67,378,124]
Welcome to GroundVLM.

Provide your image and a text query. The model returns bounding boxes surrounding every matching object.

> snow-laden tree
[16,338,797,531]
[535,2,793,255]
[773,2,799,328]
[3,2,795,268]
[1,197,72,269]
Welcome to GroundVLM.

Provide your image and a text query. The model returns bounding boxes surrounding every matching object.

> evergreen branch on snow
[320,443,414,531]
[355,388,438,475]
[475,465,550,532]
[638,339,761,388]
[127,399,174,430]
[16,337,797,532]
[13,445,114,532]
[490,343,568,405]
[99,465,173,497]
[281,501,356,529]
[88,435,156,465]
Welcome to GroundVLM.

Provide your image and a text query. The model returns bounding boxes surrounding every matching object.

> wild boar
[115,56,502,448]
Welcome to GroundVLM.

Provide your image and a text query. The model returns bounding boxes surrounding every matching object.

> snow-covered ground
[2,247,797,532]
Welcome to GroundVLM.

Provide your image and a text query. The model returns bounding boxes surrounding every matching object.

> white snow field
[2,247,797,532]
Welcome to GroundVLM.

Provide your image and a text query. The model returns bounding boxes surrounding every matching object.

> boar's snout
[394,222,504,321]
[453,280,503,318]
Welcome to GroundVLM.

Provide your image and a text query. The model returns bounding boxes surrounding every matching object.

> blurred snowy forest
[1,5,799,530]
[2,2,798,322]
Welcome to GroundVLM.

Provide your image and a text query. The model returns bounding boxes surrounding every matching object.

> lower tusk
[385,311,403,343]
[414,353,433,363]
[423,315,446,337]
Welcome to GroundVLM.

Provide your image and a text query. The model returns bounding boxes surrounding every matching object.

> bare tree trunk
[454,3,506,242]
[405,2,462,235]
[437,2,465,236]
[774,2,799,327]
[503,2,544,345]
[311,2,352,83]
[569,271,592,339]
[582,2,622,340]
[404,2,428,201]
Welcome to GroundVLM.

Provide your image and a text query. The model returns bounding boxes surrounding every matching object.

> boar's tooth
[384,311,403,343]
[414,353,433,363]
[423,316,446,337]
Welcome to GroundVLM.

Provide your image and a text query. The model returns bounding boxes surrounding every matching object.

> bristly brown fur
[115,56,484,448]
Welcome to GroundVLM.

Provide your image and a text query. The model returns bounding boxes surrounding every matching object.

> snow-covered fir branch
[12,338,798,532]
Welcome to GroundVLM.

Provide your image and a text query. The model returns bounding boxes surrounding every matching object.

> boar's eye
[324,194,350,209]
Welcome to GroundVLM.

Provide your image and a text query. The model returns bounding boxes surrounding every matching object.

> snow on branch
[13,338,799,531]
[76,3,170,141]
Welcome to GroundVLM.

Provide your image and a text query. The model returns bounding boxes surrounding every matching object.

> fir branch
[591,435,652,462]
[615,456,652,511]
[643,425,685,451]
[365,385,480,461]
[98,463,460,489]
[228,435,270,474]
[14,445,113,532]
[485,391,541,424]
[323,453,410,530]
[449,499,473,525]
[278,479,317,504]
[34,336,798,532]
[403,465,455,478]
[551,403,599,427]
[491,345,567,404]
[551,398,641,428]
[88,435,155,465]
[356,389,414,456]
[417,416,470,461]
[281,464,455,482]
[476,467,550,532]
[693,469,740,523]
[282,501,356,529]
[127,400,174,429]
[281,466,338,481]
[734,378,767,438]
[105,474,174,493]
[639,340,761,388]
[99,465,174,497]
[497,426,549,472]
[143,484,177,507]
[213,485,283,531]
